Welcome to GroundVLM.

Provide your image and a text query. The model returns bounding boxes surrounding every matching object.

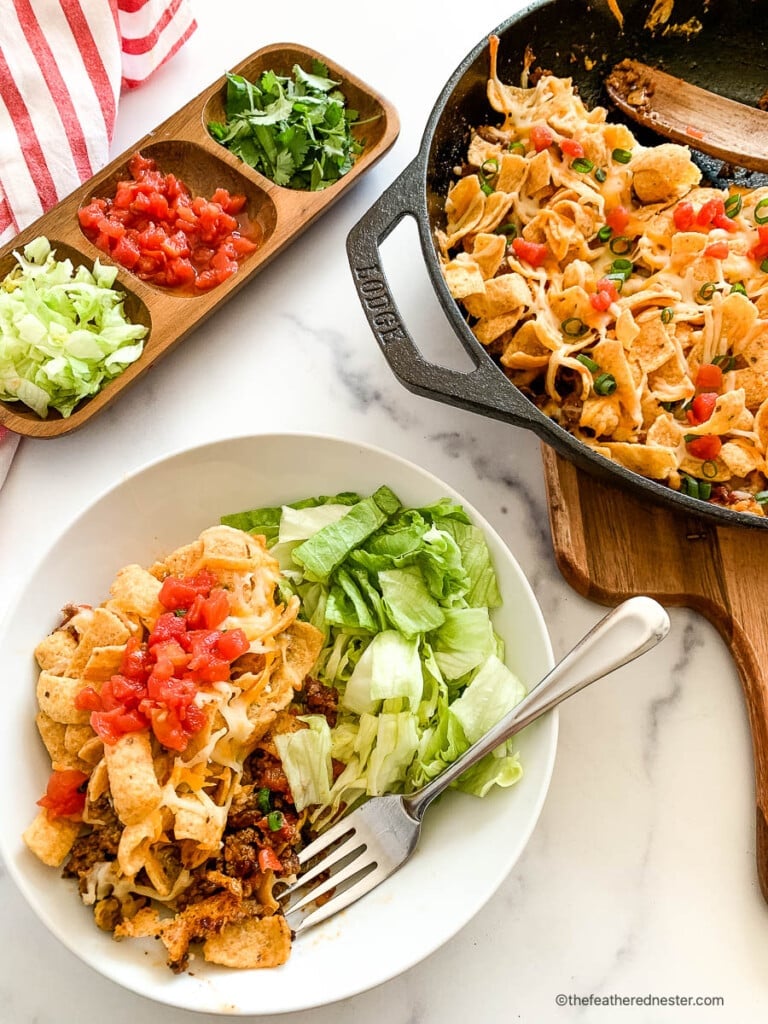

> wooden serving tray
[0,43,399,438]
[542,444,768,903]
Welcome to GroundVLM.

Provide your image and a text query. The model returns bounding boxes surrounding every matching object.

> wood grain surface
[605,59,768,174]
[0,43,399,438]
[542,443,768,904]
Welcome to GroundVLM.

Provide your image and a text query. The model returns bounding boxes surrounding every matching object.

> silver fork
[279,596,670,933]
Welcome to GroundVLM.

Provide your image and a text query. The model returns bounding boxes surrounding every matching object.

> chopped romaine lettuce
[273,715,333,812]
[223,486,527,821]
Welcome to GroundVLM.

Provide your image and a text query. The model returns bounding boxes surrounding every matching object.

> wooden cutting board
[541,444,768,902]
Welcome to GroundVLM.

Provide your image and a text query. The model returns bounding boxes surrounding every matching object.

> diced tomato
[128,152,155,177]
[696,197,726,227]
[80,565,252,752]
[78,151,259,290]
[194,269,220,290]
[216,628,249,661]
[686,391,718,425]
[747,225,768,262]
[560,138,584,158]
[530,124,554,152]
[37,769,89,819]
[147,707,186,751]
[258,847,283,873]
[165,258,196,288]
[230,233,259,256]
[106,673,147,708]
[210,188,246,214]
[673,201,695,231]
[120,638,152,680]
[74,685,103,712]
[704,242,729,259]
[186,588,230,630]
[713,213,738,233]
[605,206,630,234]
[686,434,722,461]
[590,290,612,311]
[510,237,549,267]
[114,183,140,209]
[590,277,621,311]
[90,706,148,745]
[158,569,216,610]
[148,611,188,648]
[112,232,141,269]
[695,363,724,391]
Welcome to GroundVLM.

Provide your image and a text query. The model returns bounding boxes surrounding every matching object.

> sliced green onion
[604,272,626,292]
[761,259,768,274]
[597,224,612,241]
[730,281,747,295]
[712,353,736,371]
[610,257,633,276]
[698,481,712,500]
[698,281,717,300]
[609,235,632,256]
[681,475,700,499]
[660,400,679,411]
[267,811,284,831]
[724,193,742,218]
[755,490,768,504]
[572,157,594,173]
[479,158,498,196]
[612,147,632,164]
[257,787,271,813]
[594,372,617,395]
[497,221,518,237]
[508,141,525,154]
[595,167,607,183]
[661,307,674,324]
[173,608,186,617]
[561,317,588,337]
[576,353,600,372]
[701,460,718,479]
[754,197,768,224]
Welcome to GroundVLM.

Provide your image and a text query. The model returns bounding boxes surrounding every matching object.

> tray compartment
[0,238,152,430]
[203,44,391,189]
[76,140,278,296]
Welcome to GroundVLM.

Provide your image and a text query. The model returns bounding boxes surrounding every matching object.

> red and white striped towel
[0,0,197,483]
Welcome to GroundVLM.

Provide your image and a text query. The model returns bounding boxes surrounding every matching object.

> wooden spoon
[605,59,768,174]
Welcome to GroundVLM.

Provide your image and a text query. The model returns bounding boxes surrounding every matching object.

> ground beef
[62,820,122,878]
[302,676,339,726]
[248,750,292,794]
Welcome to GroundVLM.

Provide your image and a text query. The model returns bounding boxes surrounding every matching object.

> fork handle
[402,596,670,822]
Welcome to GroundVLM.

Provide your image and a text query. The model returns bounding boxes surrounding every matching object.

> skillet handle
[345,157,539,426]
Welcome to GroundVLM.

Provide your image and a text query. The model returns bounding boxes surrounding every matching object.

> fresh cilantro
[208,64,369,190]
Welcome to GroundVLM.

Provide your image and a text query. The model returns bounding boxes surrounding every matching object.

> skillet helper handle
[345,158,538,424]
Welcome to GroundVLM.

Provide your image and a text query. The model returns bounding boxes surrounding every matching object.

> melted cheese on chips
[439,36,768,515]
[23,525,324,972]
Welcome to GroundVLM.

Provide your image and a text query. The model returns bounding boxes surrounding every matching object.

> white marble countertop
[1,1,767,1020]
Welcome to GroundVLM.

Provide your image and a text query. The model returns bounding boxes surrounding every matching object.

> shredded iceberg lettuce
[223,487,527,821]
[0,236,148,417]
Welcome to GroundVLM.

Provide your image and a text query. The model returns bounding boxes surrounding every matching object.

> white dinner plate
[0,433,557,1015]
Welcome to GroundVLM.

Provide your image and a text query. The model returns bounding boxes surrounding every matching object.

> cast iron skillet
[347,0,768,528]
